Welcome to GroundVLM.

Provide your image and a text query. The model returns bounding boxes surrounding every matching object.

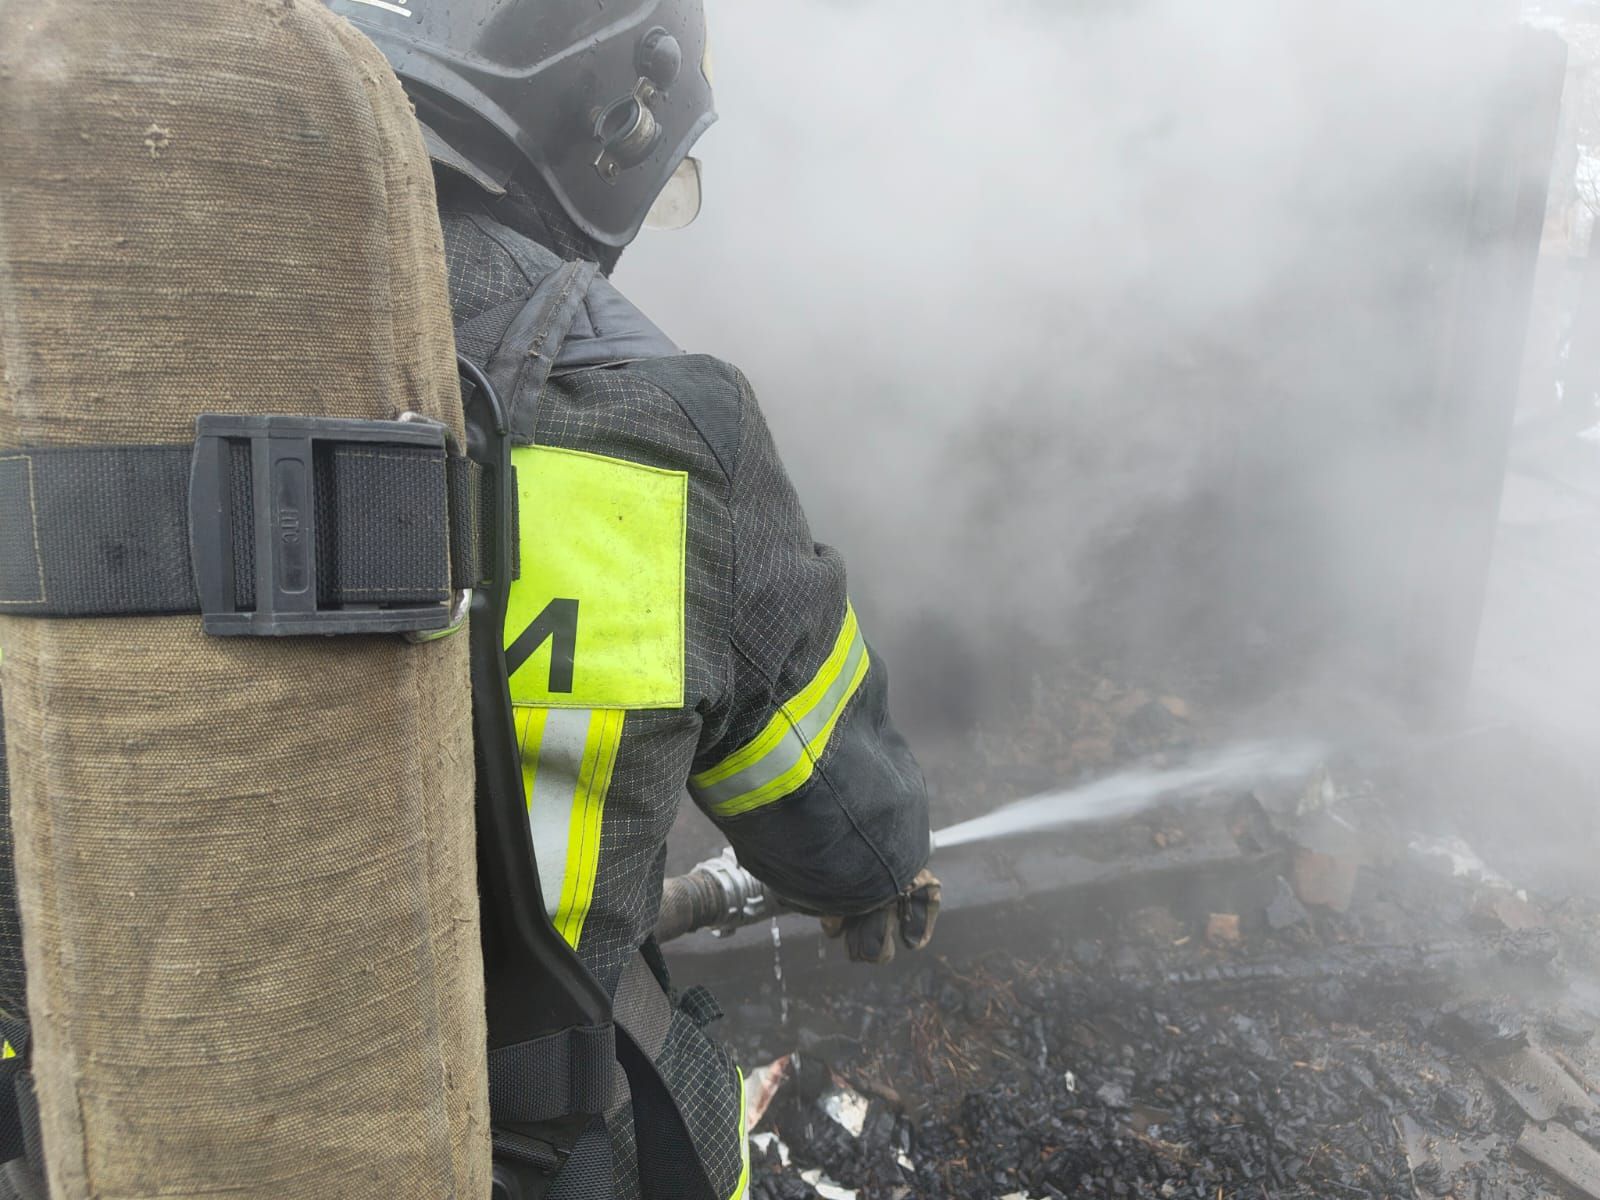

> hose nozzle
[656,848,771,943]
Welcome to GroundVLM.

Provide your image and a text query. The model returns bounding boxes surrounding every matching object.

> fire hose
[656,848,775,943]
[656,842,946,944]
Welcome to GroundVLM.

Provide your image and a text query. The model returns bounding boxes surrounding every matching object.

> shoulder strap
[463,213,599,446]
[487,259,598,445]
[611,953,719,1200]
[458,326,617,1198]
[461,271,719,1200]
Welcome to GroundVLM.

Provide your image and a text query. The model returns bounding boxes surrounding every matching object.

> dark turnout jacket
[441,196,930,1200]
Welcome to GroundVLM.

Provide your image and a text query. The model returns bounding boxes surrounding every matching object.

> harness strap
[11,1075,37,1184]
[0,1160,43,1200]
[463,247,717,1200]
[611,952,719,1200]
[488,1024,615,1124]
[464,266,618,1200]
[0,420,486,636]
[0,1030,26,1171]
[469,245,598,445]
[612,952,673,1059]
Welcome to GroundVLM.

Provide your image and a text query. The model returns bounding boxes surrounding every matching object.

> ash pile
[725,736,1600,1200]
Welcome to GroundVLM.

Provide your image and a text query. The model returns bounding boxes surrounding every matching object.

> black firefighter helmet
[326,0,716,248]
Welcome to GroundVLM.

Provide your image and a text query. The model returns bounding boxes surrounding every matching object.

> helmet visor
[643,155,703,231]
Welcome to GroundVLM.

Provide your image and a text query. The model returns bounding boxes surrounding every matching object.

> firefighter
[324,2,938,1196]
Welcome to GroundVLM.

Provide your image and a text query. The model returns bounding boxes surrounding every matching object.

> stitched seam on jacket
[531,265,583,362]
[601,369,735,487]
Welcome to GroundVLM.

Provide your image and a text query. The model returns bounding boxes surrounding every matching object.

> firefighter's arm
[689,369,933,930]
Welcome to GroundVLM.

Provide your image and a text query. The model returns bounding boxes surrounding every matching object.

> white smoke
[620,1,1560,765]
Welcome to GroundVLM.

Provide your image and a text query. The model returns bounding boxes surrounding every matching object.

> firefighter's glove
[821,869,941,965]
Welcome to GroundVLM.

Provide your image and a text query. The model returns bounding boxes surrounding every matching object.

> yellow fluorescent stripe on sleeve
[691,603,860,790]
[689,598,873,819]
[2,1041,14,1060]
[554,709,625,948]
[707,645,870,819]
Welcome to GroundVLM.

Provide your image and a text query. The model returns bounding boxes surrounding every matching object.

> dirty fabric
[0,2,488,1197]
[442,200,930,1198]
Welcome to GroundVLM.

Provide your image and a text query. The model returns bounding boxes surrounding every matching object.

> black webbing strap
[463,227,598,446]
[0,420,488,636]
[11,1074,38,1183]
[0,1059,22,1168]
[485,954,717,1198]
[611,953,718,1200]
[612,953,672,1061]
[491,1127,566,1174]
[676,986,724,1031]
[487,1024,615,1125]
[0,1160,43,1200]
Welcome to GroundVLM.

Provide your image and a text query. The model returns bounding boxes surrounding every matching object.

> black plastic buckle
[188,414,459,638]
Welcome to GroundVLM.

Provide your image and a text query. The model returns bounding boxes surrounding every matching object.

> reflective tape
[516,705,626,948]
[691,603,870,818]
[505,445,686,709]
[729,1067,749,1200]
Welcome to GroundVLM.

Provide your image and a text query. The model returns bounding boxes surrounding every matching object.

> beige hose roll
[0,1,490,1196]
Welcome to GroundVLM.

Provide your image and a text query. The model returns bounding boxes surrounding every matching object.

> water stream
[933,740,1326,850]
[770,918,789,1027]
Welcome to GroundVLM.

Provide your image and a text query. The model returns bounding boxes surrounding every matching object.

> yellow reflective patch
[516,705,626,951]
[505,446,686,710]
[2,1041,14,1060]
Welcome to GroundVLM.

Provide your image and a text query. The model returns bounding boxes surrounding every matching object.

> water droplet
[770,918,789,1027]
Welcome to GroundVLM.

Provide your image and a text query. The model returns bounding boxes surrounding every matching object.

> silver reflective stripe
[525,707,592,920]
[692,633,868,812]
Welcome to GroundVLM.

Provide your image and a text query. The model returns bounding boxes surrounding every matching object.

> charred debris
[688,676,1600,1200]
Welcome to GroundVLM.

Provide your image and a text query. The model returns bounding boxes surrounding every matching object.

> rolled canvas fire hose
[0,2,490,1196]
